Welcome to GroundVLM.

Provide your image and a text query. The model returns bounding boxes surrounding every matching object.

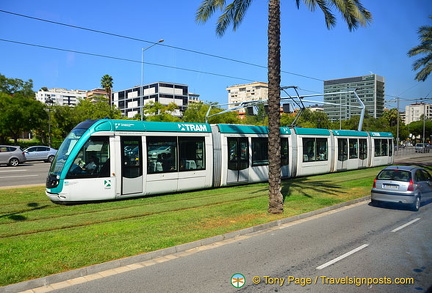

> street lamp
[141,39,164,121]
[45,96,54,147]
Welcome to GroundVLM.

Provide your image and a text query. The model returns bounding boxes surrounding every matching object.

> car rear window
[377,170,411,182]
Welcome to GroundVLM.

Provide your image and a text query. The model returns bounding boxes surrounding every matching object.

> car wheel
[411,196,421,212]
[47,155,55,163]
[8,158,19,167]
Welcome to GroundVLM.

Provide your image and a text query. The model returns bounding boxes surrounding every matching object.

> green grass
[0,167,383,286]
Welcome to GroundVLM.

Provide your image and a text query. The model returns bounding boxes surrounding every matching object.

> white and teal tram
[46,119,394,203]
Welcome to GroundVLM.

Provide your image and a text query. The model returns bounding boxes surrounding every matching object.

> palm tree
[408,16,432,82]
[196,0,372,214]
[101,74,114,106]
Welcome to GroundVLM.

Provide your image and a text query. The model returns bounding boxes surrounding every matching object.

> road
[0,162,50,188]
[9,151,428,293]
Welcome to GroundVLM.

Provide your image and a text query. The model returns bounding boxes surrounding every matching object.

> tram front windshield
[48,128,87,176]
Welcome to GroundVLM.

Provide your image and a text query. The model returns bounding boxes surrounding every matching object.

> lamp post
[45,96,54,147]
[141,39,164,121]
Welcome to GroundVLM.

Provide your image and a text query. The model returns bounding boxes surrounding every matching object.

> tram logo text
[178,124,208,132]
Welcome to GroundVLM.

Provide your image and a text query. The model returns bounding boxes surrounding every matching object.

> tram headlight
[46,174,60,188]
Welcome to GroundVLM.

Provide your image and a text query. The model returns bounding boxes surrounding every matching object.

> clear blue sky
[0,1,431,110]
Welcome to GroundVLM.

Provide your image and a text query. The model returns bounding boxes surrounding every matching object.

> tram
[46,119,394,203]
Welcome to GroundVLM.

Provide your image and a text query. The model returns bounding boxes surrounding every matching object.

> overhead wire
[0,38,256,83]
[1,9,428,103]
[0,9,324,82]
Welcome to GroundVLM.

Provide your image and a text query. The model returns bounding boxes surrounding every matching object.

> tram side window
[338,139,348,161]
[281,139,289,165]
[349,139,358,159]
[252,138,289,166]
[66,136,110,178]
[252,138,268,166]
[374,139,389,157]
[179,137,205,171]
[303,138,328,162]
[147,137,177,173]
[359,139,368,160]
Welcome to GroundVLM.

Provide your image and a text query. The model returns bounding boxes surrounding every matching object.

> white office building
[35,88,86,106]
[405,102,432,124]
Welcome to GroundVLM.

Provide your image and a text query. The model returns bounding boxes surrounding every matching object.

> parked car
[415,143,430,153]
[371,166,432,211]
[0,145,26,166]
[24,146,57,163]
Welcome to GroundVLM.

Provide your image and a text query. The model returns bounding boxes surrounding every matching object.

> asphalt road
[0,161,50,188]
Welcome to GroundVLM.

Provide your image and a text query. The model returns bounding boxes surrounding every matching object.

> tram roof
[331,130,369,137]
[91,119,211,133]
[368,131,394,137]
[217,124,292,135]
[293,128,331,136]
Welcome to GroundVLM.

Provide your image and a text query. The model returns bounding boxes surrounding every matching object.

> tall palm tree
[101,74,114,106]
[196,0,371,214]
[408,16,432,82]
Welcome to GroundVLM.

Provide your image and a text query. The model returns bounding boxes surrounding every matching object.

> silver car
[371,166,432,211]
[24,146,57,163]
[415,143,430,153]
[0,145,27,167]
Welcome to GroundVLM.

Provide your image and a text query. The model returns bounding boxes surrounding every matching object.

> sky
[0,0,431,111]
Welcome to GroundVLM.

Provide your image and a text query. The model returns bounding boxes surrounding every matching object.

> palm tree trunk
[267,0,283,214]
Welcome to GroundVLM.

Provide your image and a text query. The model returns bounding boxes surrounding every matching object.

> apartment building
[35,88,86,106]
[405,102,432,124]
[227,82,268,107]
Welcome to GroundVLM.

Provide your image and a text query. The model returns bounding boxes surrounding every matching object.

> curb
[0,196,370,293]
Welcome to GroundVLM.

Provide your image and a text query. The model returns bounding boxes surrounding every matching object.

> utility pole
[396,97,400,150]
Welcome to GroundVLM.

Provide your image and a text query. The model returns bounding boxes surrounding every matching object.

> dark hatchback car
[371,166,432,211]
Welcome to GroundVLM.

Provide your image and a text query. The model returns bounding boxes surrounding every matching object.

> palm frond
[196,0,226,23]
[216,0,252,36]
[408,17,432,81]
[299,0,371,31]
[412,54,432,71]
[408,43,432,57]
[329,0,372,31]
[415,60,432,82]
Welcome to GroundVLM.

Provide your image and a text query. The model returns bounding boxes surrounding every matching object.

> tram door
[121,136,143,195]
[227,137,249,184]
[337,138,348,170]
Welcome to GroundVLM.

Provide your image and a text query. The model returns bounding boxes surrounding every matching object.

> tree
[0,75,47,143]
[196,0,372,214]
[0,91,47,144]
[408,16,432,82]
[409,119,432,143]
[0,73,34,97]
[101,74,114,106]
[182,101,241,124]
[143,101,182,122]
